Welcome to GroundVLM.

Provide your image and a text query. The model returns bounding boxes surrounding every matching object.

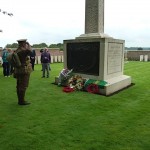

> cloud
[1,0,150,47]
[0,0,85,47]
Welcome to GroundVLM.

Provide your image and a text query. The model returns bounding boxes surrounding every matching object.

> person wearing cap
[14,39,32,105]
[41,48,51,78]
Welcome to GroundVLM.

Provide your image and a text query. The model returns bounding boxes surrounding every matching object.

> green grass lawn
[0,62,150,150]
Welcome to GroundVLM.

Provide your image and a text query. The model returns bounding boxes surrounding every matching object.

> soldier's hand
[26,42,32,50]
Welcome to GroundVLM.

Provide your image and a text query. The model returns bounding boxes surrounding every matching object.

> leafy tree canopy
[5,42,64,50]
[137,47,143,50]
[32,43,48,48]
[49,43,63,50]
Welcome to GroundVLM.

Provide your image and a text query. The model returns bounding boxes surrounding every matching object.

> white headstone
[58,56,61,62]
[51,56,54,63]
[144,55,148,62]
[34,56,37,64]
[54,56,57,62]
[0,57,2,65]
[38,56,41,64]
[140,55,144,61]
[61,55,64,62]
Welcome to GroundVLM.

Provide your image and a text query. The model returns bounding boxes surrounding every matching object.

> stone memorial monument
[63,0,131,95]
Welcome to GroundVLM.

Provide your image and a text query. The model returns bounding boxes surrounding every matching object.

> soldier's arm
[25,42,32,55]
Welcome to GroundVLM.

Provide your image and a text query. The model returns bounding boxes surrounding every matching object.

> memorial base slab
[100,75,131,96]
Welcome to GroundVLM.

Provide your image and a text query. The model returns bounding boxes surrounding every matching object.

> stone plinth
[63,37,131,96]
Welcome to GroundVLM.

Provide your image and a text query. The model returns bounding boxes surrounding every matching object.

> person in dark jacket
[41,48,51,78]
[40,49,44,71]
[30,49,36,71]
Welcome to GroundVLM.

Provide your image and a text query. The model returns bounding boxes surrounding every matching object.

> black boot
[18,101,30,105]
[18,90,30,105]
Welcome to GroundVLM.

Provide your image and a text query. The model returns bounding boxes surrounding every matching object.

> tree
[32,43,48,48]
[137,47,143,50]
[4,42,64,50]
[49,43,63,50]
[5,43,18,48]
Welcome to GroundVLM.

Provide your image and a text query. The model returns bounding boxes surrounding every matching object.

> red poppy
[86,84,99,94]
[63,86,74,93]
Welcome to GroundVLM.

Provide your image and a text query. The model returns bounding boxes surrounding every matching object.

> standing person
[40,49,44,71]
[41,48,51,78]
[30,49,36,71]
[7,48,14,75]
[14,39,32,105]
[2,48,10,77]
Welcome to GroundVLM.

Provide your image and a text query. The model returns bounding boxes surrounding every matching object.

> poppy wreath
[63,86,74,93]
[86,84,99,94]
[68,75,84,90]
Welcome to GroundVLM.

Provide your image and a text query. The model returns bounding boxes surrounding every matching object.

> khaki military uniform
[14,48,32,105]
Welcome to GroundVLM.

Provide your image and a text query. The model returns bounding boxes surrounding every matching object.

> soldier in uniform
[14,39,32,105]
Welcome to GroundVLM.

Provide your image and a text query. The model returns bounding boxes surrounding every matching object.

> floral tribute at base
[57,69,108,94]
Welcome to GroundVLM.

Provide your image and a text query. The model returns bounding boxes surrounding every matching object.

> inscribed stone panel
[107,43,123,74]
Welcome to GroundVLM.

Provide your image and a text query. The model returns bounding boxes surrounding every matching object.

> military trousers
[16,73,30,92]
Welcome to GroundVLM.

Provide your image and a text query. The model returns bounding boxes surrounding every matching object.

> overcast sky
[0,0,150,47]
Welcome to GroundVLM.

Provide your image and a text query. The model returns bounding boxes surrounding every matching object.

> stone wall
[126,50,150,61]
[0,48,63,56]
[0,48,64,64]
[0,48,150,63]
